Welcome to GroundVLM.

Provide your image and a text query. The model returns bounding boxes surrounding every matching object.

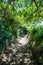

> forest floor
[0,35,32,65]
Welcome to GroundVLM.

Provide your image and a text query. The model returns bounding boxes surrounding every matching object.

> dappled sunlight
[36,21,43,26]
[17,35,29,45]
[0,0,43,65]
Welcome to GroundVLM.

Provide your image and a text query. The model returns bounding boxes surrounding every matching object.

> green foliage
[29,22,43,41]
[0,0,43,64]
[28,22,43,65]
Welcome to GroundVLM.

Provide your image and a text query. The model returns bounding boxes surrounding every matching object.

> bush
[29,22,43,65]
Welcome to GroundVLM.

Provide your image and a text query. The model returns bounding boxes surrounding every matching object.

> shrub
[29,22,43,65]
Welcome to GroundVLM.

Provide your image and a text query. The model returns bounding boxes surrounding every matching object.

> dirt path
[0,35,31,65]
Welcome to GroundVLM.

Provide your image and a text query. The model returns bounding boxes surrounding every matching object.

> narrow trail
[7,35,29,54]
[0,35,32,65]
[17,35,29,45]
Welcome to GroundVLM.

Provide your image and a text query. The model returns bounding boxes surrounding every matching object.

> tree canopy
[0,0,43,65]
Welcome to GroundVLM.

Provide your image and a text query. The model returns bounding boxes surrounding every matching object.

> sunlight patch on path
[17,35,29,45]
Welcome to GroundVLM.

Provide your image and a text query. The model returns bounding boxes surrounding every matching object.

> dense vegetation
[0,0,43,65]
[28,22,43,65]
